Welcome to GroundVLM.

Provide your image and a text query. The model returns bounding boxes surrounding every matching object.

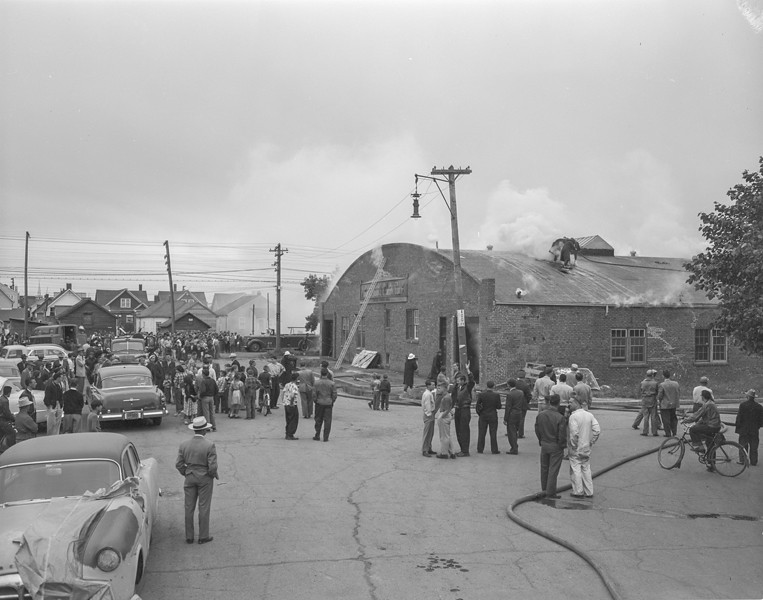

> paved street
[116,392,763,600]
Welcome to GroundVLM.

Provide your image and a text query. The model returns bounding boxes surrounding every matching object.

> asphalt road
[119,393,763,600]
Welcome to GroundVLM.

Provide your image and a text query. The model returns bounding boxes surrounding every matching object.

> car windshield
[111,341,145,354]
[0,460,121,503]
[101,373,153,389]
[0,365,19,378]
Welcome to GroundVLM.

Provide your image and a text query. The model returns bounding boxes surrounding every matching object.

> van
[29,324,87,351]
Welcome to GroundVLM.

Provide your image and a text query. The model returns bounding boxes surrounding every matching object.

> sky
[1,0,762,327]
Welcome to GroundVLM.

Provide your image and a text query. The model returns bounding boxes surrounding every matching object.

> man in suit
[313,368,337,442]
[657,369,681,437]
[535,394,567,498]
[176,416,219,544]
[475,380,502,454]
[735,389,763,466]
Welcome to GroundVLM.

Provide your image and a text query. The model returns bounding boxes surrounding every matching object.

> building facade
[320,243,761,397]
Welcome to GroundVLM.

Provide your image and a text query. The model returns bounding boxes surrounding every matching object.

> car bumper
[100,407,168,421]
[0,573,30,600]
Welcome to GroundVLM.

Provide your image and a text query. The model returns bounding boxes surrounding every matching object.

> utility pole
[24,232,29,340]
[163,241,176,337]
[269,243,288,352]
[412,165,472,374]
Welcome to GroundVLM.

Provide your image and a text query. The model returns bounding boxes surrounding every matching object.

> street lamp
[411,165,472,374]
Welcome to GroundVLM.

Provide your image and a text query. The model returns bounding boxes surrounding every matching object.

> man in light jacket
[568,397,600,499]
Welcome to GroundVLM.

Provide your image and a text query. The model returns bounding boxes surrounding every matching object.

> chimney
[487,244,493,251]
[66,283,72,290]
[139,284,143,291]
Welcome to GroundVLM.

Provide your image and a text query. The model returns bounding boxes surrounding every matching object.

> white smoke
[738,0,763,32]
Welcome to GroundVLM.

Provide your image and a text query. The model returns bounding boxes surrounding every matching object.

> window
[83,312,93,326]
[406,309,419,340]
[125,314,134,324]
[341,317,350,344]
[120,298,131,309]
[384,309,392,329]
[356,316,366,348]
[611,329,645,363]
[695,328,727,363]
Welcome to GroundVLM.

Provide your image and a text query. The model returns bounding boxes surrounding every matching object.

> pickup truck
[244,329,316,353]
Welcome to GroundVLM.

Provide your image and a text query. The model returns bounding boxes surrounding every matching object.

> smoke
[370,246,385,269]
[472,180,567,259]
[605,272,692,307]
[738,0,763,32]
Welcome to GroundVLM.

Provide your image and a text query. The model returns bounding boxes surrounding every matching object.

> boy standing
[379,375,391,410]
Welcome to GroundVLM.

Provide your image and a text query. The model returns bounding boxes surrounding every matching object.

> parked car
[0,432,159,599]
[244,328,316,353]
[0,365,20,379]
[24,344,68,364]
[1,376,47,427]
[0,344,27,366]
[28,323,87,351]
[109,337,147,365]
[91,364,167,426]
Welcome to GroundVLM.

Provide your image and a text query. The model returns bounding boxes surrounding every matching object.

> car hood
[0,502,50,572]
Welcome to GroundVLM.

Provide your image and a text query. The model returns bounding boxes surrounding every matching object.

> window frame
[405,309,419,341]
[694,327,728,364]
[610,328,646,365]
[120,297,132,309]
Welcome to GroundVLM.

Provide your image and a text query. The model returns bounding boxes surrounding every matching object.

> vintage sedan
[109,337,147,365]
[0,432,159,599]
[24,344,68,365]
[0,345,27,367]
[91,365,168,426]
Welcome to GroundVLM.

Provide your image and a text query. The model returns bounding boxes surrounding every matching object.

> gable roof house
[137,298,217,334]
[54,298,117,334]
[213,293,272,336]
[0,284,19,309]
[95,288,150,334]
[319,242,761,397]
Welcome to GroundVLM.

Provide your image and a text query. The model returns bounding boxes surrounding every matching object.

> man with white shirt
[421,380,437,457]
[568,397,600,499]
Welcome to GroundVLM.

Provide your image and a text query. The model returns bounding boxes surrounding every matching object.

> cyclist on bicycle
[684,389,721,452]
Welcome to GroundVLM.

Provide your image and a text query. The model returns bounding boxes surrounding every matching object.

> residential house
[54,298,118,334]
[95,288,150,334]
[137,298,217,334]
[213,292,271,336]
[0,284,19,309]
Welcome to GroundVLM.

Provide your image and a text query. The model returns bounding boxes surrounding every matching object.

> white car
[0,345,27,366]
[0,376,47,426]
[24,344,68,364]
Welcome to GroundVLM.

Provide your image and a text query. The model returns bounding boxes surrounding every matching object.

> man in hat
[61,378,85,434]
[657,369,681,437]
[403,353,418,395]
[633,369,660,436]
[176,416,219,545]
[15,396,37,442]
[735,389,763,466]
[0,385,16,447]
[44,370,65,435]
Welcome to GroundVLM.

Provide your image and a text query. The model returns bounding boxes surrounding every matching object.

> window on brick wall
[356,316,366,348]
[406,309,419,340]
[384,309,391,329]
[341,317,349,344]
[610,328,646,364]
[694,328,727,363]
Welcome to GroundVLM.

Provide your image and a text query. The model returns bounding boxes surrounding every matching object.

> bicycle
[658,419,748,477]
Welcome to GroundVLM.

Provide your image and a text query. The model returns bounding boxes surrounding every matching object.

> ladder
[334,258,386,369]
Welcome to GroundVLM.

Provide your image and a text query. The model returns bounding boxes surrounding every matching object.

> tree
[685,157,763,355]
[301,274,331,333]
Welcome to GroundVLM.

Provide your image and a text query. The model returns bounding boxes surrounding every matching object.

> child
[379,374,391,411]
[371,374,382,410]
[85,399,103,432]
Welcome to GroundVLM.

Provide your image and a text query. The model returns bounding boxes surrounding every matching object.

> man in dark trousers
[313,368,337,442]
[735,389,763,466]
[453,372,475,457]
[44,370,64,435]
[176,416,219,545]
[61,378,85,433]
[535,394,567,498]
[475,380,502,454]
[514,370,532,438]
[0,385,16,448]
[504,378,525,455]
[657,369,681,437]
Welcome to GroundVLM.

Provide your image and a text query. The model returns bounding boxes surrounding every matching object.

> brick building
[319,242,761,397]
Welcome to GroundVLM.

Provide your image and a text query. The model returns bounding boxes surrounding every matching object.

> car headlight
[96,547,121,572]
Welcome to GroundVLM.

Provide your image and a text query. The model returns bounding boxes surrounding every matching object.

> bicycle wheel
[709,441,748,477]
[658,437,684,469]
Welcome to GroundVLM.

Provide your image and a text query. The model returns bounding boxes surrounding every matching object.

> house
[0,283,19,309]
[154,289,208,307]
[54,299,118,334]
[95,288,150,333]
[47,285,87,319]
[136,298,217,334]
[213,292,272,335]
[158,310,212,333]
[319,242,762,397]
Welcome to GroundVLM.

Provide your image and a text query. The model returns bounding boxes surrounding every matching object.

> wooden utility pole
[413,166,472,374]
[269,243,288,352]
[163,241,176,337]
[24,232,29,340]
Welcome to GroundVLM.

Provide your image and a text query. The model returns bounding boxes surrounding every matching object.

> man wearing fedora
[176,416,219,544]
[14,396,37,442]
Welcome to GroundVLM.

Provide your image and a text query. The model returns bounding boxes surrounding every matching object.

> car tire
[152,417,162,426]
[248,342,262,352]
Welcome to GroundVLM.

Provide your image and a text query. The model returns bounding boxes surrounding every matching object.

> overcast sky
[1,0,762,326]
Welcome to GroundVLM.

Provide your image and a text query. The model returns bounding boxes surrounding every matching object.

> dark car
[91,364,168,426]
[244,328,316,353]
[0,432,159,599]
[109,337,147,365]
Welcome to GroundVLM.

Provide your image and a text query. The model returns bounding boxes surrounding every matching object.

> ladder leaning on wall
[334,258,386,369]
